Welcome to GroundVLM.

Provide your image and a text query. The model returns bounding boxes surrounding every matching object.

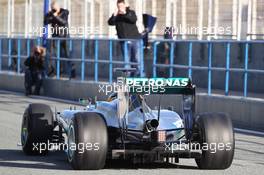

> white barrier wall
[0,72,263,132]
[0,0,264,39]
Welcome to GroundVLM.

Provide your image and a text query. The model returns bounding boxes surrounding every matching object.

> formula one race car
[20,69,234,170]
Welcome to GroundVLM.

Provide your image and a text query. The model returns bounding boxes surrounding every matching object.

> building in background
[0,0,263,40]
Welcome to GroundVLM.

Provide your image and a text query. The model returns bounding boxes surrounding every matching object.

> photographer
[44,1,69,38]
[44,1,74,78]
[24,46,46,96]
[108,0,141,76]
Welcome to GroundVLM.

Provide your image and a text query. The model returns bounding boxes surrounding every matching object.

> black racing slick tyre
[195,113,235,169]
[21,103,54,155]
[67,112,108,170]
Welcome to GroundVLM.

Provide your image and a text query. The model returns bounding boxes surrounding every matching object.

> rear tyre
[21,103,54,155]
[195,113,234,169]
[67,112,108,170]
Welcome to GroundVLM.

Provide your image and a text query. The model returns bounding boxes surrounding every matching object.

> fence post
[208,43,212,95]
[69,39,72,53]
[169,42,175,77]
[37,37,41,46]
[94,40,98,82]
[153,42,158,77]
[188,42,193,78]
[244,43,249,97]
[43,0,49,47]
[109,40,113,83]
[56,39,60,79]
[81,39,85,81]
[27,39,30,57]
[124,41,129,68]
[140,40,144,77]
[8,39,12,68]
[225,42,231,96]
[17,39,21,73]
[0,39,2,71]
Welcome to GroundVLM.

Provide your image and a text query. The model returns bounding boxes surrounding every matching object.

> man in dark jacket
[44,1,74,78]
[108,0,141,76]
[24,46,46,96]
[44,1,69,38]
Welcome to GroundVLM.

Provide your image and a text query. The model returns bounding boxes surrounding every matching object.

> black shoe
[47,65,55,77]
[69,69,76,79]
[25,90,31,96]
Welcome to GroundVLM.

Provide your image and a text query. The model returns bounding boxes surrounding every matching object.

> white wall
[0,0,263,40]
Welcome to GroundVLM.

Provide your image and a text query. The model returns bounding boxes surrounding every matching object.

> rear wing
[125,78,195,95]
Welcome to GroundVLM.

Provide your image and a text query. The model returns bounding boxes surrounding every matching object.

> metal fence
[152,39,264,97]
[0,37,263,98]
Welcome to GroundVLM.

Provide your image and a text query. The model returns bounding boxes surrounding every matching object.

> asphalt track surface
[0,91,263,175]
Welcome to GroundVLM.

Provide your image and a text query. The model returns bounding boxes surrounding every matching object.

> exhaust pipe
[145,119,159,132]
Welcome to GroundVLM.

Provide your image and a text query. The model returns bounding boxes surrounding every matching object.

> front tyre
[67,112,108,170]
[195,113,235,169]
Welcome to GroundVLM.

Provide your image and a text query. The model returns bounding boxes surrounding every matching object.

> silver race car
[21,70,234,170]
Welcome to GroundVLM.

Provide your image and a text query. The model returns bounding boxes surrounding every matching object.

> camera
[51,9,56,13]
[34,51,41,57]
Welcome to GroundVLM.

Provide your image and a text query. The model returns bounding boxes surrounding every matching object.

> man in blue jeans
[108,0,141,76]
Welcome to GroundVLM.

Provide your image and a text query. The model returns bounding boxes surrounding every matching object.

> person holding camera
[108,0,141,76]
[24,46,46,96]
[44,1,74,78]
[44,1,69,38]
